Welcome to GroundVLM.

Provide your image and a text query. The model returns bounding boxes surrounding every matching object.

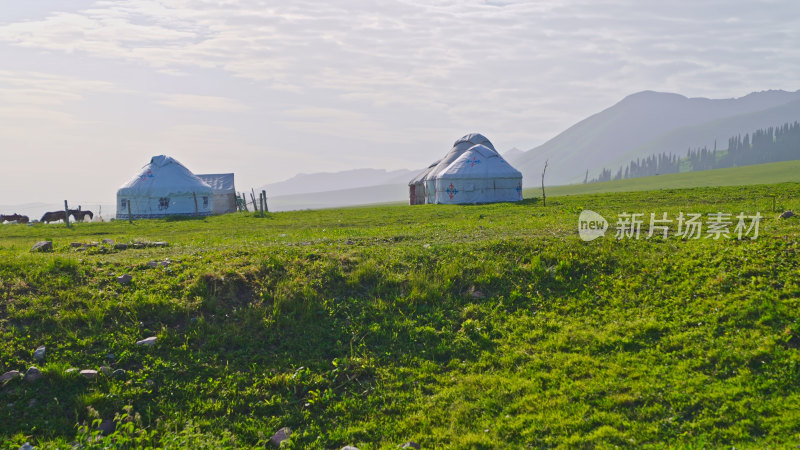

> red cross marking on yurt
[140,170,154,181]
[447,183,458,199]
[470,156,481,167]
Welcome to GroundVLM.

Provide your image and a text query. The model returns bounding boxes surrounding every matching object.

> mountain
[515,89,800,185]
[266,184,407,212]
[502,147,526,165]
[261,168,419,197]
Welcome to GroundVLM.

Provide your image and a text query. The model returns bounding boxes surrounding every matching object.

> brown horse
[69,209,94,222]
[1,213,29,223]
[40,211,67,223]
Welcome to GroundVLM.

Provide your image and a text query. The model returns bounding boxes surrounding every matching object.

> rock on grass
[31,241,52,252]
[24,366,43,383]
[1,370,21,383]
[269,427,291,447]
[136,336,157,346]
[80,370,98,379]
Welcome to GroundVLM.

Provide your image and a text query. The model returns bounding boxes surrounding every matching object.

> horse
[40,211,67,223]
[1,213,29,224]
[69,209,94,222]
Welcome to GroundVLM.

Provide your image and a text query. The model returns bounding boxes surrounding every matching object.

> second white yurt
[432,144,523,204]
[116,155,214,219]
[196,173,237,214]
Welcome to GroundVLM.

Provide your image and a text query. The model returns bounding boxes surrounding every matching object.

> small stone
[33,346,46,361]
[423,243,431,248]
[145,379,155,386]
[31,241,53,252]
[346,240,355,245]
[401,443,421,449]
[80,369,98,379]
[471,290,485,299]
[117,274,133,284]
[114,243,128,250]
[1,370,21,383]
[70,242,83,248]
[18,443,35,450]
[99,366,112,376]
[98,419,115,435]
[112,369,127,379]
[151,242,168,247]
[106,353,116,360]
[102,239,115,245]
[136,336,157,346]
[342,447,360,450]
[147,261,159,268]
[779,210,795,219]
[269,427,292,447]
[24,366,43,383]
[65,368,79,374]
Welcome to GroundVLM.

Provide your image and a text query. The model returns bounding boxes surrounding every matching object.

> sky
[1,0,799,206]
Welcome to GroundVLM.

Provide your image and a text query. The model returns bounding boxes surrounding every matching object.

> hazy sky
[1,0,798,205]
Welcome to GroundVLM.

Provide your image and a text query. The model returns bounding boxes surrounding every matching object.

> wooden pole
[127,200,133,224]
[262,190,268,213]
[250,191,257,211]
[259,192,265,217]
[64,200,70,228]
[193,192,199,216]
[541,159,548,207]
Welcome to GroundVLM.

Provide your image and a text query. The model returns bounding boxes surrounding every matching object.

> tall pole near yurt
[262,190,268,213]
[127,201,133,224]
[64,200,70,228]
[541,159,548,207]
[193,192,199,216]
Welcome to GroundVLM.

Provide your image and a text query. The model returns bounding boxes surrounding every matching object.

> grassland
[2,182,800,448]
[529,159,800,198]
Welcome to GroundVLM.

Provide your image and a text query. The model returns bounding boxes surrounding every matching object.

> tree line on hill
[589,121,800,183]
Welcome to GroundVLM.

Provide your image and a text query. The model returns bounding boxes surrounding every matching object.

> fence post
[262,190,268,213]
[127,200,133,224]
[64,200,70,228]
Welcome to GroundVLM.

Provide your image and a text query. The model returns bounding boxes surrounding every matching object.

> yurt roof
[421,133,499,182]
[436,144,522,180]
[117,155,213,197]
[196,173,236,194]
[408,159,441,186]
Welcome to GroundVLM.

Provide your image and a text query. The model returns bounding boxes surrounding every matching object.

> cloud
[155,94,250,112]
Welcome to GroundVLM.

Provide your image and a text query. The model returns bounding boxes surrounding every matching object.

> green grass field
[528,160,800,199]
[2,182,800,448]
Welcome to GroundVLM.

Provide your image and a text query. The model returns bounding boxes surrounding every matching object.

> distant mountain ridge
[514,89,800,185]
[262,168,419,197]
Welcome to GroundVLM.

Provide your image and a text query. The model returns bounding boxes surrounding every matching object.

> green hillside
[528,159,800,198]
[2,183,800,448]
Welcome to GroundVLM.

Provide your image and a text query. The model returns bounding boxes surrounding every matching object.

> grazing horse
[1,213,29,223]
[40,211,67,223]
[69,209,94,222]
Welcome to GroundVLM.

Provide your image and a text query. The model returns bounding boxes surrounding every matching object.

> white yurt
[196,173,237,214]
[422,133,497,204]
[432,144,523,204]
[116,155,214,219]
